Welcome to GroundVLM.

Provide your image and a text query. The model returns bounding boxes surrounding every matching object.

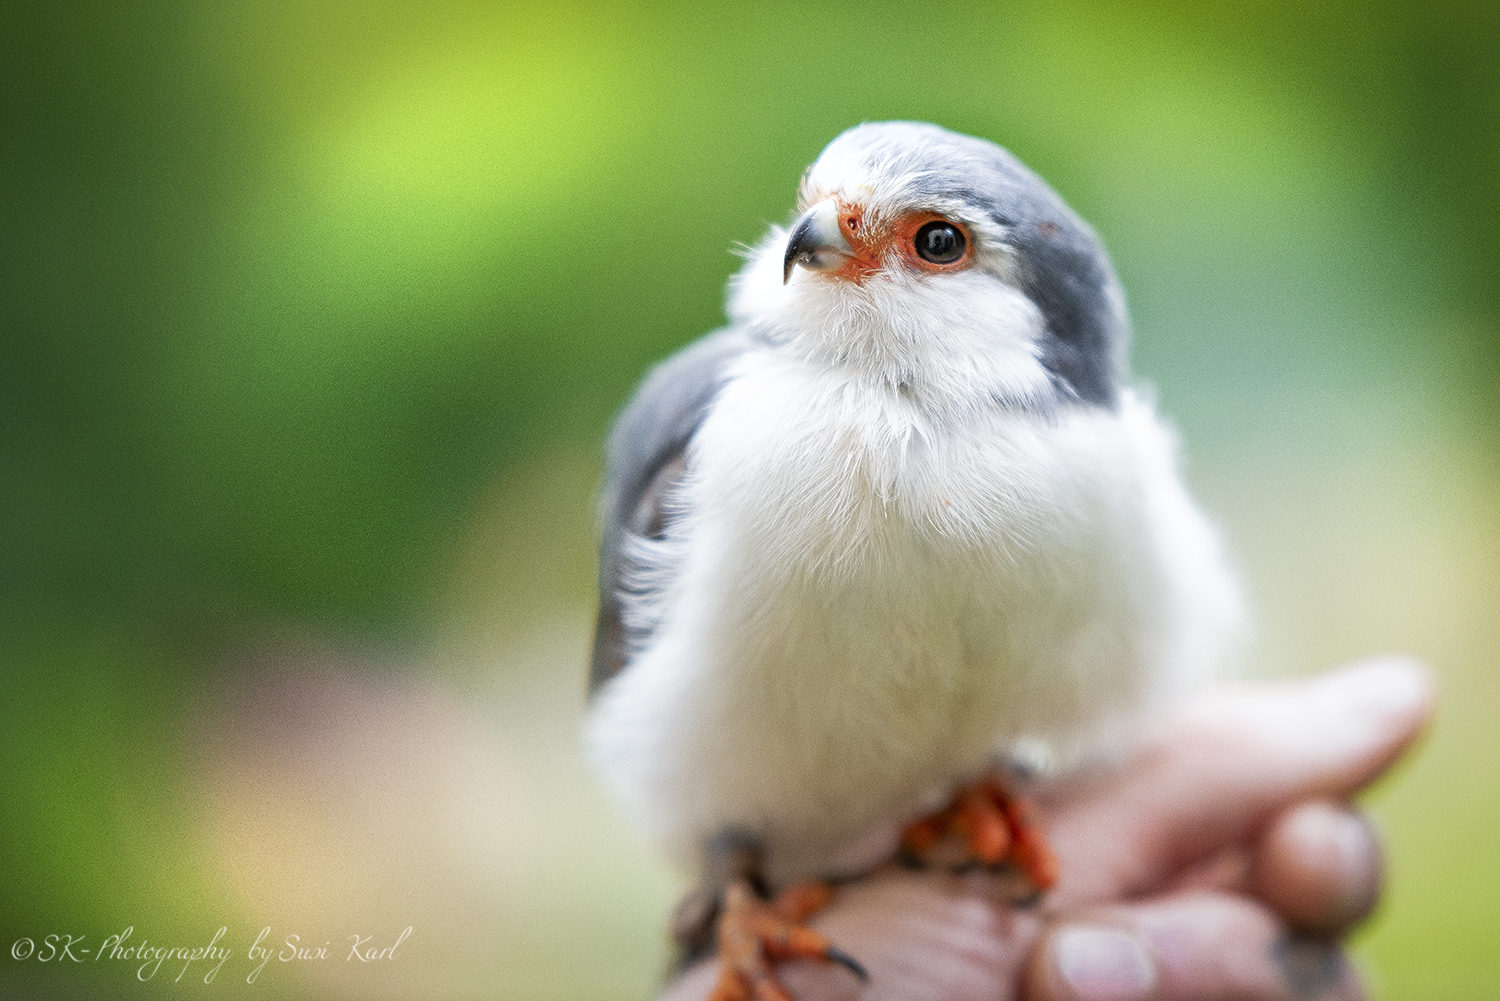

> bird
[584,121,1243,999]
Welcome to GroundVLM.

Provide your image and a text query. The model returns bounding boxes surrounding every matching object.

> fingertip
[1026,925,1158,1001]
[1324,655,1435,736]
[1308,656,1436,788]
[1251,801,1382,936]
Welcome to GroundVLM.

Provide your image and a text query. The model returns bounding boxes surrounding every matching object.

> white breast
[585,347,1240,886]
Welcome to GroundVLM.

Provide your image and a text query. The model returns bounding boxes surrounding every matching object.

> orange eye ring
[895,212,973,273]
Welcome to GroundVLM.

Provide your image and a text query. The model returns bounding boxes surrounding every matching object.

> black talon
[826,946,869,982]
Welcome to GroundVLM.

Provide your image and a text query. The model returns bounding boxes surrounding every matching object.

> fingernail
[1053,926,1157,1001]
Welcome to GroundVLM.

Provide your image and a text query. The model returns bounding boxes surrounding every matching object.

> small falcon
[585,122,1242,999]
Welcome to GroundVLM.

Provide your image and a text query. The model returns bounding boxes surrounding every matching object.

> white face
[727,128,1058,410]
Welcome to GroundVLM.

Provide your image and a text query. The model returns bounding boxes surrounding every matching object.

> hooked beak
[783,200,853,284]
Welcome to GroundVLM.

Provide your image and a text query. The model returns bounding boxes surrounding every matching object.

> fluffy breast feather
[585,350,1241,886]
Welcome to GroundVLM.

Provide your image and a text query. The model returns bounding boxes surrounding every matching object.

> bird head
[729,122,1129,409]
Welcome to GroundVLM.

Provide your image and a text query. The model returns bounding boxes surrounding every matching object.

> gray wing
[588,327,754,696]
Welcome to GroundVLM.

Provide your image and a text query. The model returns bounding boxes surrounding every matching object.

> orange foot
[705,878,867,1001]
[900,776,1059,892]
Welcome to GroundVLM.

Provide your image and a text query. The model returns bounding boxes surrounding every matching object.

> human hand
[661,657,1433,1001]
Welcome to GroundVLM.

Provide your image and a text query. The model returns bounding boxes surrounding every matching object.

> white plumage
[585,122,1242,890]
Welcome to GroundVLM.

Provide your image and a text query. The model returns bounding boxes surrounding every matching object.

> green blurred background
[3,0,1497,997]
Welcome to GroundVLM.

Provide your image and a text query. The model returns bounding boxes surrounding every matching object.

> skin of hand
[661,656,1433,1001]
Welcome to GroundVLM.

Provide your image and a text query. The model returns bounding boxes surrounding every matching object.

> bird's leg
[673,830,867,1001]
[900,775,1059,894]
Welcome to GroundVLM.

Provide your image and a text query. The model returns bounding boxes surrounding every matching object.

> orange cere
[827,200,975,284]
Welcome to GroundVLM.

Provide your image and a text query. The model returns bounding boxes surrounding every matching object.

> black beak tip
[782,214,814,285]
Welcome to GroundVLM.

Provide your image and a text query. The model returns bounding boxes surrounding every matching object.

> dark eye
[914,220,966,264]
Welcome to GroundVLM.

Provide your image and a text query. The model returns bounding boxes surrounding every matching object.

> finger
[1046,656,1431,904]
[1164,801,1383,935]
[1249,801,1381,936]
[1025,890,1365,1001]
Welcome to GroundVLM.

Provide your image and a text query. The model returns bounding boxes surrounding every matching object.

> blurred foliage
[2,0,1498,998]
